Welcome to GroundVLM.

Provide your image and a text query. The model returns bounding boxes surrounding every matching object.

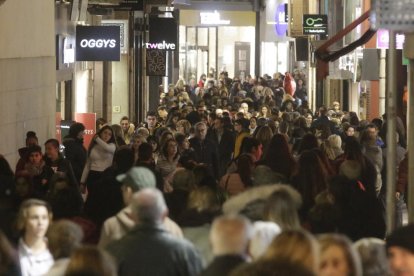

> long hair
[262,229,319,274]
[88,125,116,156]
[292,150,329,209]
[263,185,302,231]
[0,155,14,177]
[318,234,363,276]
[65,246,117,276]
[262,134,296,179]
[255,126,273,152]
[236,154,254,188]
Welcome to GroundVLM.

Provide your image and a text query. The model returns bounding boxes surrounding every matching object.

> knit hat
[116,167,156,191]
[386,224,414,254]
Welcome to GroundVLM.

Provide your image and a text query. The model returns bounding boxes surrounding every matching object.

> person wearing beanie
[63,123,87,184]
[98,167,182,248]
[387,224,414,276]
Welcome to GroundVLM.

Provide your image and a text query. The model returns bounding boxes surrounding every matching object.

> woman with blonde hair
[65,246,117,276]
[261,230,320,274]
[176,119,192,137]
[17,199,54,276]
[318,234,362,276]
[322,134,344,161]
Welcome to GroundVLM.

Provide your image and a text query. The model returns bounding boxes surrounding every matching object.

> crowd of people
[0,71,413,275]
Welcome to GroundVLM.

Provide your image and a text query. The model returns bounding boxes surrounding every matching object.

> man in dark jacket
[311,106,338,134]
[189,122,219,180]
[63,123,86,184]
[107,188,202,276]
[44,138,79,187]
[200,215,252,276]
[207,117,235,178]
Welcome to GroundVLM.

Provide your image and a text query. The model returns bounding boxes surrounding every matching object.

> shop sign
[376,29,405,49]
[200,11,230,25]
[102,20,129,54]
[303,14,328,35]
[74,113,96,148]
[76,26,120,61]
[275,3,287,37]
[148,17,177,51]
[146,49,166,76]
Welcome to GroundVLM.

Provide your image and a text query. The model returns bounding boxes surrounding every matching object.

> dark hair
[137,142,153,162]
[237,154,254,188]
[96,118,107,129]
[120,116,129,122]
[298,133,319,154]
[45,139,60,149]
[27,145,42,155]
[113,146,135,174]
[174,133,187,146]
[88,125,116,156]
[240,137,261,155]
[161,138,178,159]
[69,123,85,138]
[146,111,157,118]
[292,150,329,209]
[0,155,14,177]
[262,134,296,179]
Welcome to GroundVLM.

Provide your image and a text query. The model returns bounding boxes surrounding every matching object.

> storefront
[179,10,256,81]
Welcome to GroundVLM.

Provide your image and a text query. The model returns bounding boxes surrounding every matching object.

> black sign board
[146,49,167,76]
[76,26,120,61]
[303,14,328,35]
[148,17,177,51]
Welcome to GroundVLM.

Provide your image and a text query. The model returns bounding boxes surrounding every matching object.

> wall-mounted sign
[200,11,230,25]
[102,20,129,54]
[376,29,405,49]
[146,49,166,76]
[148,17,177,51]
[76,26,120,61]
[303,14,327,35]
[275,3,288,37]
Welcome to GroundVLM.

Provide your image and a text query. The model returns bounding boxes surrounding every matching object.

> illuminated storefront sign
[148,17,177,51]
[275,3,287,36]
[303,14,328,35]
[76,26,120,61]
[200,11,231,25]
[376,29,405,49]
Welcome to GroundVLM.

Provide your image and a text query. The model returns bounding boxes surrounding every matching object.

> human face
[346,127,355,137]
[306,115,313,127]
[320,245,350,276]
[45,143,59,160]
[196,124,207,140]
[250,118,257,129]
[261,107,268,115]
[147,116,157,128]
[388,247,414,276]
[214,119,223,130]
[176,124,185,134]
[29,152,43,165]
[252,144,263,161]
[132,137,142,150]
[242,103,249,113]
[198,106,206,115]
[234,123,242,133]
[367,127,377,140]
[167,141,178,157]
[181,138,190,150]
[100,128,113,143]
[121,120,129,131]
[24,205,50,239]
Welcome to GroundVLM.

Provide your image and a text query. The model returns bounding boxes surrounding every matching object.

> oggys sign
[76,25,120,61]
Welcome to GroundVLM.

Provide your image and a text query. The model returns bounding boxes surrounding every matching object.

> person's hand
[396,192,401,200]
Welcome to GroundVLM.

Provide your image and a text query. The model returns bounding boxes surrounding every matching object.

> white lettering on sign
[145,41,176,50]
[80,39,117,48]
[200,11,230,25]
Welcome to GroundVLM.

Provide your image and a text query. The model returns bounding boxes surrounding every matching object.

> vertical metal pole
[386,31,397,233]
[408,59,414,223]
